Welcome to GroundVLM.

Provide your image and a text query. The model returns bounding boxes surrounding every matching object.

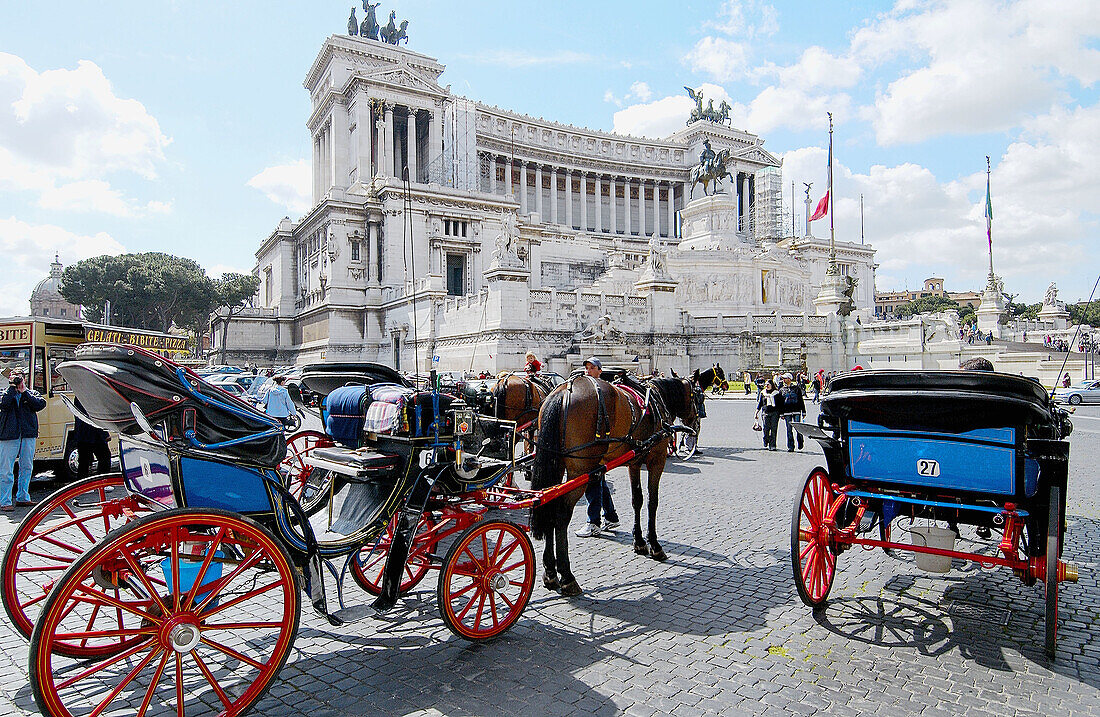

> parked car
[1053,378,1100,405]
[207,373,262,395]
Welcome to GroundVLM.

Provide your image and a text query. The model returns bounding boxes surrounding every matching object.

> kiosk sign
[0,323,32,347]
[83,327,189,354]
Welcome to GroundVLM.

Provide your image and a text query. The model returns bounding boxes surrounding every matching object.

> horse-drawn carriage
[4,345,547,717]
[792,369,1079,657]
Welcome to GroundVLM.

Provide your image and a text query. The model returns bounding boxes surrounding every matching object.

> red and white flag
[809,190,829,222]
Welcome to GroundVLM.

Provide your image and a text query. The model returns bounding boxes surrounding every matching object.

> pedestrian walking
[743,370,752,395]
[779,373,806,451]
[0,371,46,511]
[755,379,781,451]
[1062,373,1072,388]
[577,358,619,537]
[73,398,111,480]
[262,376,296,429]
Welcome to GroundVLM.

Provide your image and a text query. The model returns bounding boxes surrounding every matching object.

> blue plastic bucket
[161,551,224,608]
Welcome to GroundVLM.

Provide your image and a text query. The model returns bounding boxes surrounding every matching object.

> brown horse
[491,374,549,431]
[530,375,697,596]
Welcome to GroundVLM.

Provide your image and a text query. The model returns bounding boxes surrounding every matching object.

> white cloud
[683,37,750,83]
[729,88,852,134]
[612,84,731,138]
[781,101,1100,302]
[0,53,171,215]
[0,217,125,316]
[708,0,779,39]
[852,0,1100,145]
[205,263,252,280]
[629,81,653,102]
[247,160,311,215]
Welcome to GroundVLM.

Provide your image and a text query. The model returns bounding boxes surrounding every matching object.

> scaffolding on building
[753,166,788,241]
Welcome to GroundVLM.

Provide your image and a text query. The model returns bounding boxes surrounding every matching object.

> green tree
[1069,301,1100,327]
[894,295,960,319]
[60,253,217,333]
[958,305,977,326]
[215,273,261,365]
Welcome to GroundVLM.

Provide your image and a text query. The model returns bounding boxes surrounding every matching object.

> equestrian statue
[689,138,734,198]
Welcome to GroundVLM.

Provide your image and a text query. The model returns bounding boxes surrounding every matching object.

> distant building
[29,255,81,320]
[875,277,980,318]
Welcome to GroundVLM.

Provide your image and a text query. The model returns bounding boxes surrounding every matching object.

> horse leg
[646,459,667,561]
[556,487,585,597]
[542,524,559,591]
[629,464,647,555]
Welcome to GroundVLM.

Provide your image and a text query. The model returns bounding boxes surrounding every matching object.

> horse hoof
[633,543,648,556]
[559,579,583,597]
[543,575,560,592]
[648,546,668,562]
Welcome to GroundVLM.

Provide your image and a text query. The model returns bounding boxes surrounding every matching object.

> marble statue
[490,211,521,266]
[1044,282,1059,306]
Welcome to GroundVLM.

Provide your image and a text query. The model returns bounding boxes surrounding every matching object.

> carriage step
[329,604,375,625]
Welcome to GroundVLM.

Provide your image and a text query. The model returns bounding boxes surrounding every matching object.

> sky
[1,0,1098,317]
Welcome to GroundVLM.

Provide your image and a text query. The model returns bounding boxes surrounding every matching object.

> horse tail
[530,387,566,540]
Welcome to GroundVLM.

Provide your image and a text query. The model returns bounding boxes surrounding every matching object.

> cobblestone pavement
[1,400,1098,716]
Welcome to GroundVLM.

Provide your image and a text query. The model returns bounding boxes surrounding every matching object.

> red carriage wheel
[282,430,333,513]
[2,473,153,655]
[791,468,839,608]
[30,508,300,717]
[1045,484,1061,658]
[351,513,437,596]
[437,519,534,641]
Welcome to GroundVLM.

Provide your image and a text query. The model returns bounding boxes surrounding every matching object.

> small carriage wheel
[351,513,437,596]
[437,520,534,641]
[2,473,153,656]
[1045,484,1061,658]
[283,430,333,514]
[30,508,300,717]
[791,468,839,608]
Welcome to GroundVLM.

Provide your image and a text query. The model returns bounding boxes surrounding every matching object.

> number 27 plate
[916,459,940,477]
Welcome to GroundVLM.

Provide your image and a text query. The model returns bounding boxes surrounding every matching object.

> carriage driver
[577,357,620,537]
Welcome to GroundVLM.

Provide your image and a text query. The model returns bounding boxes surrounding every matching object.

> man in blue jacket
[0,371,47,511]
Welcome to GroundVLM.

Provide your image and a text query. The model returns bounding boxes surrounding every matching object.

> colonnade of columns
[313,97,442,203]
[481,154,681,238]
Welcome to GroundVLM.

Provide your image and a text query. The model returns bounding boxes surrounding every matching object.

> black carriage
[19,345,536,717]
[791,369,1079,657]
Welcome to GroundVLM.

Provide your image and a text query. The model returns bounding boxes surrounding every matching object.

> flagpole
[986,155,994,282]
[827,111,837,273]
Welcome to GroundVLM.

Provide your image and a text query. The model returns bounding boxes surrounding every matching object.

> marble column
[519,161,528,214]
[565,170,573,229]
[646,180,655,236]
[406,110,417,181]
[610,178,618,234]
[356,100,372,184]
[625,179,632,235]
[505,158,513,198]
[535,164,543,219]
[375,107,387,179]
[428,108,441,183]
[741,174,751,232]
[667,183,676,238]
[594,176,603,233]
[312,134,320,201]
[580,173,588,231]
[382,103,394,178]
[490,155,498,194]
[550,168,558,224]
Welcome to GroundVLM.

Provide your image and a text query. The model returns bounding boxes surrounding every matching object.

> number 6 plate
[916,459,940,477]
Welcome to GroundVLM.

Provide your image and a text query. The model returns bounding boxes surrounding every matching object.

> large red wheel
[350,512,438,596]
[30,508,300,717]
[437,520,534,641]
[2,473,152,654]
[1045,484,1061,658]
[791,468,839,608]
[282,430,332,514]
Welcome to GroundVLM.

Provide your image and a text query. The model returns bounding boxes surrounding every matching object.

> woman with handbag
[754,379,782,451]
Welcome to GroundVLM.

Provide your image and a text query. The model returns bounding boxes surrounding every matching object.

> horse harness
[556,375,672,458]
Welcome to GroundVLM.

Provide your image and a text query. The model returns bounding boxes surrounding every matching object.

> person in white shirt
[262,376,295,427]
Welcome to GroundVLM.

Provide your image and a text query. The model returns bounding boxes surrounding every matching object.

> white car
[1053,379,1100,405]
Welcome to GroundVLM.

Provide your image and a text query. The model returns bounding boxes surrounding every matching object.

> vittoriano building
[223,20,878,375]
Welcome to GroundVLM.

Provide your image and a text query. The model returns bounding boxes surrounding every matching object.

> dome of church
[29,254,81,319]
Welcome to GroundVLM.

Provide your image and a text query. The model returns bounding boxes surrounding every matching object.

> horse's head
[652,377,698,428]
[713,364,725,381]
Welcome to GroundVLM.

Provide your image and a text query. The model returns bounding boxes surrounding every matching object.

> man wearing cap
[779,372,806,452]
[577,357,620,537]
[0,371,47,511]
